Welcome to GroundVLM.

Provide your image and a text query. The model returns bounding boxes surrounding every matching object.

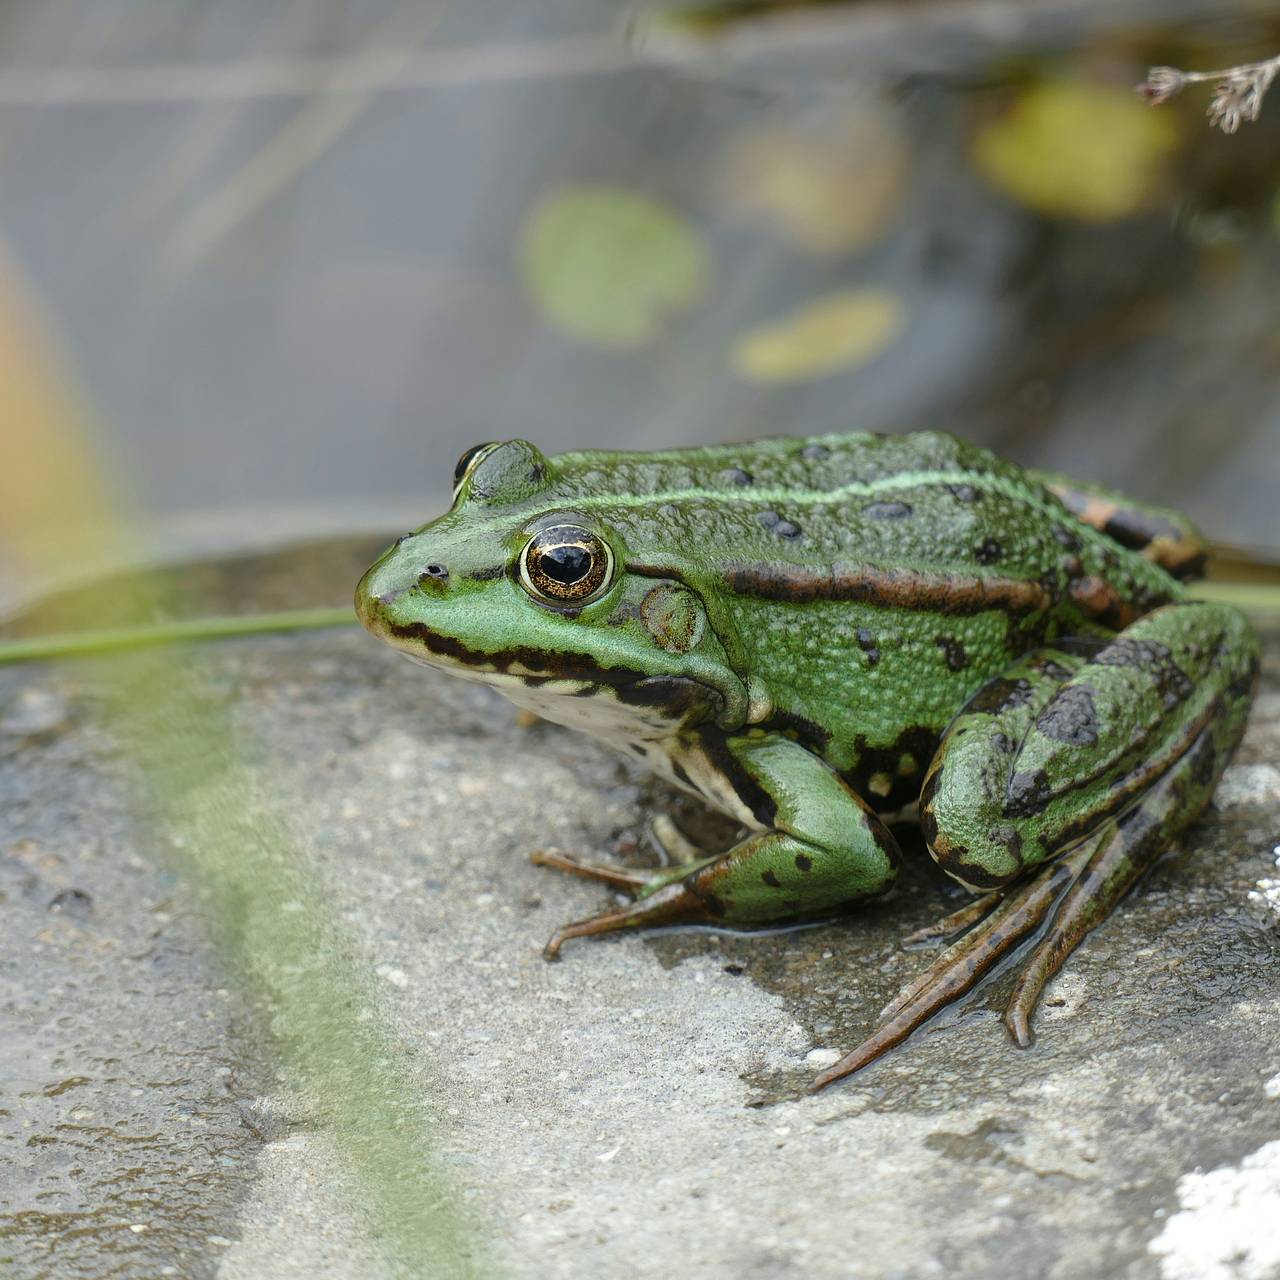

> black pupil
[539,543,591,585]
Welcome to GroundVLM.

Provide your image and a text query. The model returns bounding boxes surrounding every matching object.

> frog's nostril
[418,564,449,586]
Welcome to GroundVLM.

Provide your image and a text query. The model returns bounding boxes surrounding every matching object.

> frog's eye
[453,442,497,490]
[519,525,613,606]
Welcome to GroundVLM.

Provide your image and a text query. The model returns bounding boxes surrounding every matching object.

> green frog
[355,432,1257,1090]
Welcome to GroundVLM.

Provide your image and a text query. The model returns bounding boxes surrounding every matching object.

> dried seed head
[1139,54,1280,134]
[1137,66,1187,106]
[1207,67,1274,133]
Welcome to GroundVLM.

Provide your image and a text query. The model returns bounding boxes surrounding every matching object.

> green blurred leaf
[520,185,711,348]
[720,108,909,256]
[973,81,1181,223]
[731,288,905,383]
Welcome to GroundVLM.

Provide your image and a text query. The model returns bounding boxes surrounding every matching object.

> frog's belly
[495,679,764,829]
[496,679,681,744]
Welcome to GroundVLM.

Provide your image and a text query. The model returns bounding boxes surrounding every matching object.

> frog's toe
[899,890,1002,950]
[540,881,716,960]
[650,814,710,865]
[530,847,654,892]
[808,849,1085,1092]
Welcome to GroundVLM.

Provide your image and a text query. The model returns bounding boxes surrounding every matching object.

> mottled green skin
[355,431,1257,955]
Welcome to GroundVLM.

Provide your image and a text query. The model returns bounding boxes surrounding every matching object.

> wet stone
[4,559,1280,1280]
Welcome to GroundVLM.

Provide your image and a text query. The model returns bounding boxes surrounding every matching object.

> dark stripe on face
[385,618,675,696]
[385,620,722,727]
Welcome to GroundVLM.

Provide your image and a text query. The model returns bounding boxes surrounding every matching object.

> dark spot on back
[936,635,970,672]
[722,467,753,487]
[974,537,1004,565]
[864,501,913,520]
[856,628,880,667]
[1037,658,1073,682]
[947,483,980,503]
[1095,638,1192,708]
[794,853,813,873]
[1036,684,1099,747]
[967,677,1034,714]
[1005,768,1054,818]
[758,509,801,538]
[761,869,782,888]
[996,825,1023,863]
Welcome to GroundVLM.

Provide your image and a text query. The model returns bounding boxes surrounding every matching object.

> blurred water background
[2,0,1279,606]
[5,8,1280,1277]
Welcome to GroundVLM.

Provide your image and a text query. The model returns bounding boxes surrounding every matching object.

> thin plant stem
[0,607,356,664]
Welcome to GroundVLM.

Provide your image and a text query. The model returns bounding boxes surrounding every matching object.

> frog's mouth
[356,598,723,729]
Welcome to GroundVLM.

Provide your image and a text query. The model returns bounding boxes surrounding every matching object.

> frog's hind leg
[534,733,901,959]
[529,849,657,892]
[811,603,1258,1091]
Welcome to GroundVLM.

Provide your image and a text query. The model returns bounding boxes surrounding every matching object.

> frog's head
[355,440,748,733]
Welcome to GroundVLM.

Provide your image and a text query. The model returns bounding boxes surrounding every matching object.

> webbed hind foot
[808,842,1090,1092]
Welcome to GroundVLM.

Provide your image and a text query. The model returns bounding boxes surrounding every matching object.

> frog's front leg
[812,601,1258,1090]
[535,733,901,958]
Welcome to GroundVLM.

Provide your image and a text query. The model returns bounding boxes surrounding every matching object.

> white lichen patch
[1215,763,1280,809]
[1149,1140,1280,1280]
[1246,848,1280,919]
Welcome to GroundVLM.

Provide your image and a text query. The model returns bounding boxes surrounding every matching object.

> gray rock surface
[3,601,1279,1280]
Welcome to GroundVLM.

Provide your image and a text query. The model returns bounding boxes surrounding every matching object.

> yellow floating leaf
[519,184,710,348]
[732,289,906,384]
[973,81,1180,222]
[721,107,909,255]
